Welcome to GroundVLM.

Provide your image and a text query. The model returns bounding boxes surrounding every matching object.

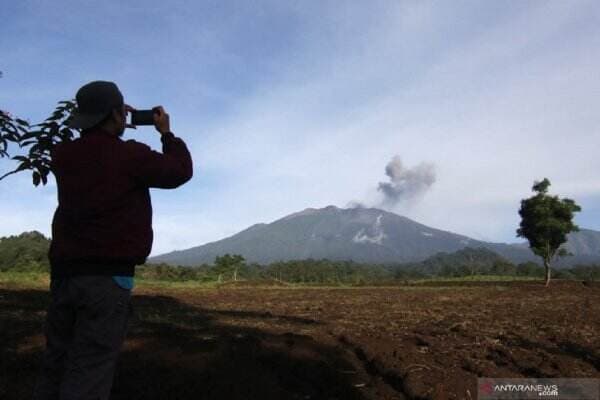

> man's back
[49,128,193,276]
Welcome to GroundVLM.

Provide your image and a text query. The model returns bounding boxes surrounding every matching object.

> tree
[1,72,76,186]
[517,178,581,286]
[213,254,245,282]
[0,231,51,272]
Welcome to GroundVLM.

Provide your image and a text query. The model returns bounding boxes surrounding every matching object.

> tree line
[2,232,598,284]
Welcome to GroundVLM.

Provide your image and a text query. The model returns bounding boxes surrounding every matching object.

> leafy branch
[0,100,77,186]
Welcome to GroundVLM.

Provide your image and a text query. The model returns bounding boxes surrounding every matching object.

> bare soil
[1,280,599,399]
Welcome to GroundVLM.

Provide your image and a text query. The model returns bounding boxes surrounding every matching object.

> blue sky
[1,1,599,256]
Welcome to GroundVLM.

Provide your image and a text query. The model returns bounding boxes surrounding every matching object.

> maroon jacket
[48,128,193,277]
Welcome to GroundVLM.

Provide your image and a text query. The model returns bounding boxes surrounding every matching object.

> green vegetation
[0,270,49,289]
[517,178,582,286]
[1,72,76,186]
[0,231,50,272]
[136,258,392,286]
[2,232,599,286]
[397,247,517,278]
[214,254,245,282]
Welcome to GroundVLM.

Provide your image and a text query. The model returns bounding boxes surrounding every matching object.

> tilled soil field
[1,280,599,399]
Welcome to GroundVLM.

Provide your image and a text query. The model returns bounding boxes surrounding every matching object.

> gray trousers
[33,276,131,400]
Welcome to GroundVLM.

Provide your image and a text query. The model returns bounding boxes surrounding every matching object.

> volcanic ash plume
[377,156,436,208]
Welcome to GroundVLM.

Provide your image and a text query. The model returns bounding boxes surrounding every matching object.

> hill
[0,231,50,272]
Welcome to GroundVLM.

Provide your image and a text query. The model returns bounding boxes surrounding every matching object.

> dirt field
[1,280,599,399]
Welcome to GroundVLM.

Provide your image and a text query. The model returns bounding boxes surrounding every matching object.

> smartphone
[130,107,159,126]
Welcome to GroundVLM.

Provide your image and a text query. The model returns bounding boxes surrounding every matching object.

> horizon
[6,204,599,257]
[1,1,599,256]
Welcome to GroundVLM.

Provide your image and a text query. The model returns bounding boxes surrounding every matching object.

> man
[33,81,193,400]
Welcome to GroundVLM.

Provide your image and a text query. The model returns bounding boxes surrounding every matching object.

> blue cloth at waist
[112,275,134,290]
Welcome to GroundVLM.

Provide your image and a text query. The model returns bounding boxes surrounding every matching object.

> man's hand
[125,104,137,130]
[153,106,170,135]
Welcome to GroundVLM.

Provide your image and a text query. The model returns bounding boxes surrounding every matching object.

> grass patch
[0,271,49,289]
[0,271,544,292]
[135,278,221,290]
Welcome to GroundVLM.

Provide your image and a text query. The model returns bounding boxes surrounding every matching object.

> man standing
[33,81,193,399]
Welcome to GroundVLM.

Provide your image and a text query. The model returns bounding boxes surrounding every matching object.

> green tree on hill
[517,178,581,286]
[0,231,51,272]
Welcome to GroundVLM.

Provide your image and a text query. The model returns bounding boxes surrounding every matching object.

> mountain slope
[150,206,548,266]
[563,229,600,256]
[151,206,600,267]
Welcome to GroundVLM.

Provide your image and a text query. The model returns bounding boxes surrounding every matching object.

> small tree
[517,178,581,286]
[213,254,245,282]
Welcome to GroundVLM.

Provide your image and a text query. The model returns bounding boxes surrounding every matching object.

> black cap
[67,81,124,130]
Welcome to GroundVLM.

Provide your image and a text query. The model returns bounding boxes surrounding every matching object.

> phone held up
[130,107,160,126]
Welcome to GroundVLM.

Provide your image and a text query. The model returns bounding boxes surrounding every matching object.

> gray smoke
[377,156,436,208]
[346,200,367,209]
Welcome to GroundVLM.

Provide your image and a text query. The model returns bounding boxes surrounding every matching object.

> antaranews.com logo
[478,378,599,400]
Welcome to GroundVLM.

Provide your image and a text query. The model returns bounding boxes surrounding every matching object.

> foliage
[134,258,394,285]
[0,231,50,272]
[213,254,246,281]
[569,264,600,282]
[260,258,393,285]
[517,178,581,260]
[0,110,29,158]
[517,178,581,285]
[136,263,213,282]
[515,261,545,277]
[1,73,77,186]
[397,247,514,278]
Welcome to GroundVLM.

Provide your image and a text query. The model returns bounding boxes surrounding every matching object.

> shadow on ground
[0,288,368,400]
